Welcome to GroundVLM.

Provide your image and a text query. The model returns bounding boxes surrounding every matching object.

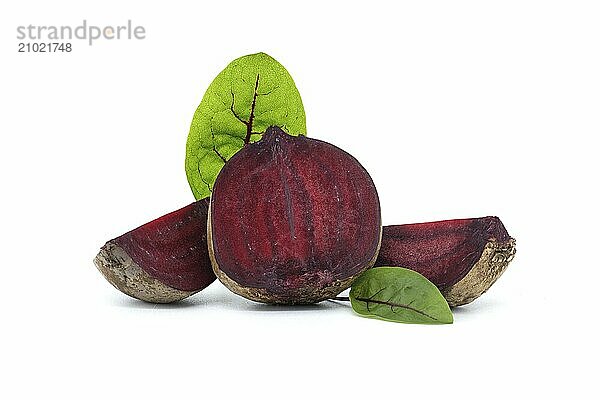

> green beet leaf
[185,52,307,199]
[349,267,453,324]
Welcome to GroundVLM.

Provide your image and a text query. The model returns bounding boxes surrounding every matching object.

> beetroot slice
[94,198,215,303]
[209,127,382,304]
[375,216,516,306]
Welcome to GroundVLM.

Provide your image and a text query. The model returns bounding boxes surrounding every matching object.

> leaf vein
[355,296,439,321]
[244,74,260,144]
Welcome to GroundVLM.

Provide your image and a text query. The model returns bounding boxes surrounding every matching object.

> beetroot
[208,126,382,304]
[94,199,215,303]
[375,216,516,306]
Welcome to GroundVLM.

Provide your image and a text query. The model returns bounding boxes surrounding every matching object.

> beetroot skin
[208,127,382,304]
[375,216,516,306]
[94,198,216,303]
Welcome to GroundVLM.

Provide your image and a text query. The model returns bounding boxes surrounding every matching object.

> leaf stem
[329,296,350,302]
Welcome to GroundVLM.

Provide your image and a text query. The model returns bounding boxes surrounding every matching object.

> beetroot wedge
[94,198,215,303]
[375,216,516,306]
[208,126,382,304]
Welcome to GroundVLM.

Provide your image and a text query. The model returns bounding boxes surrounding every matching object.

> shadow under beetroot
[110,295,207,309]
[451,297,500,315]
[227,295,355,312]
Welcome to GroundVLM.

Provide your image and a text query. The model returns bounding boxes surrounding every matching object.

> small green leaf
[185,52,307,199]
[349,267,453,324]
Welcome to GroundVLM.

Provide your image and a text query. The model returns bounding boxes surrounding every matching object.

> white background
[1,1,598,399]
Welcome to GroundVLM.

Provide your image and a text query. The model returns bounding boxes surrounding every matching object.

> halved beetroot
[208,126,382,304]
[375,216,516,306]
[94,198,216,303]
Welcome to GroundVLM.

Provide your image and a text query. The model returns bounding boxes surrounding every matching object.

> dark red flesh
[210,127,381,298]
[112,198,215,291]
[375,216,511,289]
